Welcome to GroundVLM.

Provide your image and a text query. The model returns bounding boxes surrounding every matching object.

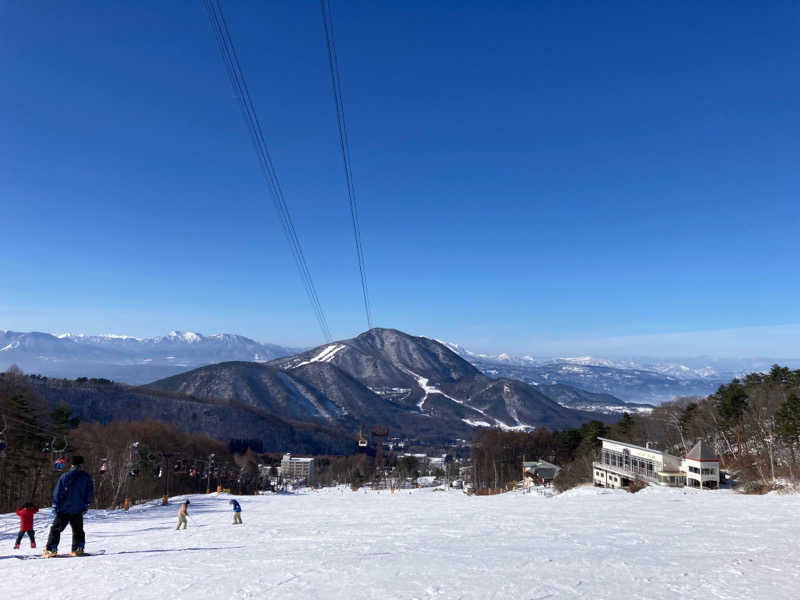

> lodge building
[593,438,719,490]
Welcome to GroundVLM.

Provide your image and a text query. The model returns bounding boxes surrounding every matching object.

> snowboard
[15,550,106,560]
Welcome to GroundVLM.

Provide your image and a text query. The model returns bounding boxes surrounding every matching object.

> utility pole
[161,452,173,505]
[206,453,215,494]
[124,441,139,511]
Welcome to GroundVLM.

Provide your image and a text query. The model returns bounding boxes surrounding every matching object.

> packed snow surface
[2,486,799,599]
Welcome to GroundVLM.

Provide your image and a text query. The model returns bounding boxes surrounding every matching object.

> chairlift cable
[320,0,373,329]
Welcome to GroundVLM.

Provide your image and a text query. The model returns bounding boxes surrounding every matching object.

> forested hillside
[0,366,353,512]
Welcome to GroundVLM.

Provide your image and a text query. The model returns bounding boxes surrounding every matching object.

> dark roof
[522,460,560,479]
[532,467,557,479]
[686,440,717,461]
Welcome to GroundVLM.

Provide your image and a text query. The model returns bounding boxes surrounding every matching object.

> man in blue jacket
[43,455,94,557]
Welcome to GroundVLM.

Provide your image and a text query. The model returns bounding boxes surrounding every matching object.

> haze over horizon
[2,2,798,358]
[2,323,798,362]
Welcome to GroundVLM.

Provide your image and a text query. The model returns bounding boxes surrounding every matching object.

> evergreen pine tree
[776,393,800,444]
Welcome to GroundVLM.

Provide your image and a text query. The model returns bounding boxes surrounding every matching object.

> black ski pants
[15,530,35,545]
[46,512,85,552]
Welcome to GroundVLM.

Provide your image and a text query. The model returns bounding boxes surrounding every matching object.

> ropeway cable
[320,0,373,329]
[203,0,332,341]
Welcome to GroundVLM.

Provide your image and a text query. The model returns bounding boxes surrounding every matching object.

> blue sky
[1,1,798,356]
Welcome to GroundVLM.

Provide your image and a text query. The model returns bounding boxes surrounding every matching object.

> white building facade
[593,438,719,490]
[682,440,719,488]
[280,453,315,482]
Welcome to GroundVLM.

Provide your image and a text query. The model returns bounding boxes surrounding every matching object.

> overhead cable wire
[320,0,373,329]
[203,0,332,342]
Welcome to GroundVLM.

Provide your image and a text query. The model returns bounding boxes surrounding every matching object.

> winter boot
[42,549,58,558]
[71,548,85,557]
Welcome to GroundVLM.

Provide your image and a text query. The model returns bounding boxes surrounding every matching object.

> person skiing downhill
[230,499,242,524]
[14,502,39,549]
[43,455,94,558]
[176,499,190,530]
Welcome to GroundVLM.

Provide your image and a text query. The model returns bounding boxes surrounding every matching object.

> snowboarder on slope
[43,455,94,558]
[176,499,190,530]
[230,499,242,524]
[14,502,39,549]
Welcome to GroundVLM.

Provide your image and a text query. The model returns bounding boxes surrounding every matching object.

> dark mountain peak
[348,328,481,381]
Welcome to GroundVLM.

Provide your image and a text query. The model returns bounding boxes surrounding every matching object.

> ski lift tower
[370,426,389,476]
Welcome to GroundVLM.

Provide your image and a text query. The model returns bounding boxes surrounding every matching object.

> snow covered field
[2,485,799,599]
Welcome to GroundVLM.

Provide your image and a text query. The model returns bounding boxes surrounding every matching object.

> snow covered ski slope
[1,486,799,599]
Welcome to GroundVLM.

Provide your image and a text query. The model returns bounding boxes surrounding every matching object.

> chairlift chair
[51,436,68,471]
[358,424,368,448]
[173,459,188,475]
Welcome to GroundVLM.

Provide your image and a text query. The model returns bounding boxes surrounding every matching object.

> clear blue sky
[1,1,798,356]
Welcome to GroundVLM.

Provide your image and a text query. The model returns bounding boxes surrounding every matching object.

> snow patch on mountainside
[166,331,201,343]
[462,418,493,427]
[558,356,623,368]
[293,344,346,368]
[400,368,529,430]
[401,367,461,411]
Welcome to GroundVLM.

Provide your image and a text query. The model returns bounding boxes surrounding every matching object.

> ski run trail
[1,485,798,599]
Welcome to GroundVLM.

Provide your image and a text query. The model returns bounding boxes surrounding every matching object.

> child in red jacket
[14,502,39,549]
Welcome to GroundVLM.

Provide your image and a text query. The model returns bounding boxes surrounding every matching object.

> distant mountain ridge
[148,328,616,442]
[439,341,725,378]
[438,342,754,404]
[0,330,300,384]
[7,326,784,407]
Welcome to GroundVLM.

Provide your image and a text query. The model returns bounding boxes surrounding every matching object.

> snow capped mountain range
[437,341,738,380]
[0,329,301,383]
[439,342,800,404]
[3,327,796,405]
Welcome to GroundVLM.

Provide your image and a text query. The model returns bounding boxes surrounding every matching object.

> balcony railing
[593,456,659,483]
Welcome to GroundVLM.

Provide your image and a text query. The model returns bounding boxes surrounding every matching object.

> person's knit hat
[71,455,84,466]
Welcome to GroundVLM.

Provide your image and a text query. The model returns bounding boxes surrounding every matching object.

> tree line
[0,366,255,512]
[469,420,618,491]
